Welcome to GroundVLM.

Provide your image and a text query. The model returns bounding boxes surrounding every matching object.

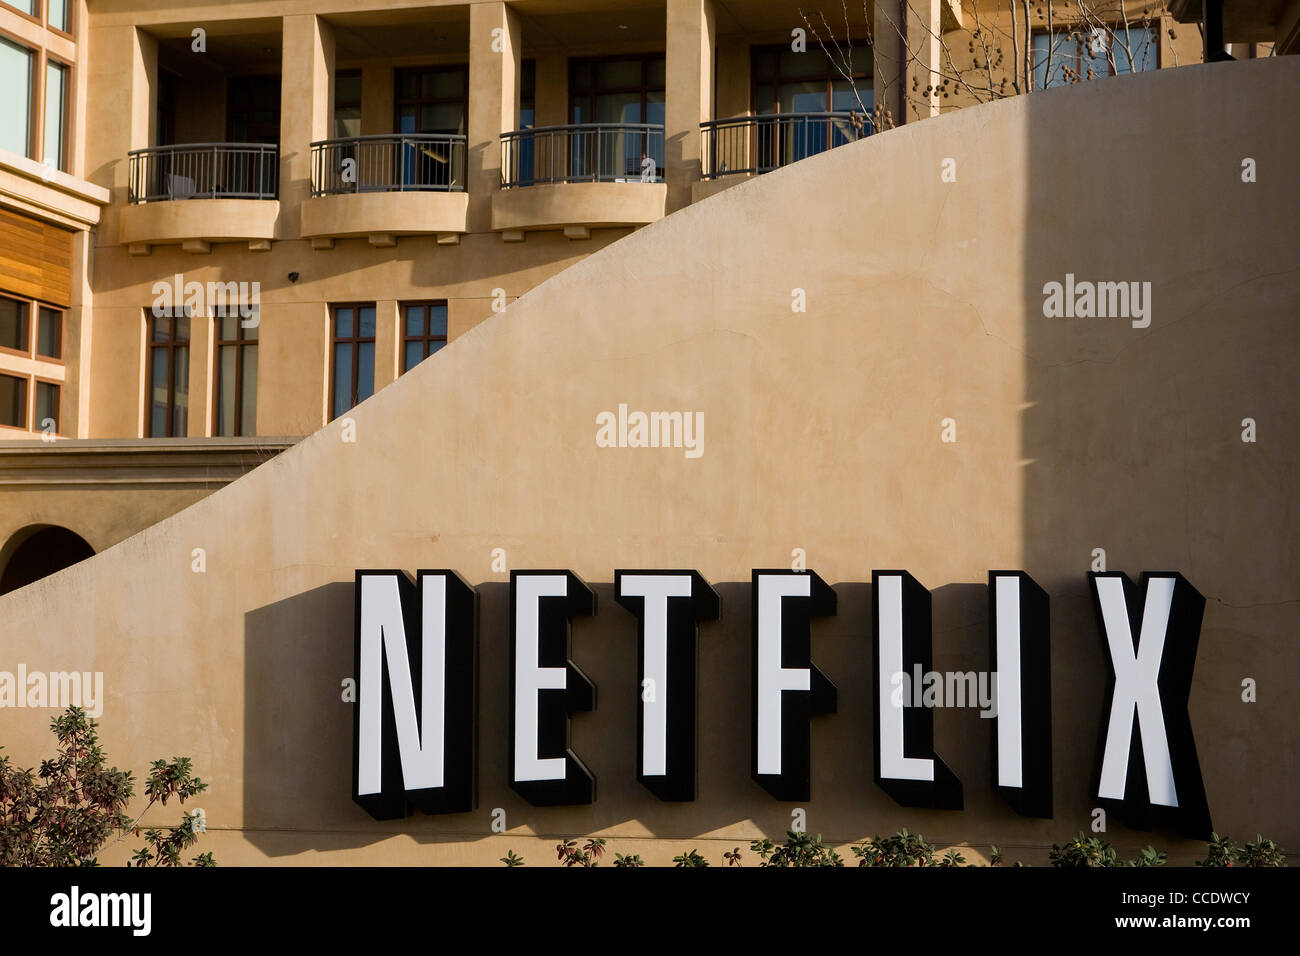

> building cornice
[0,437,300,489]
[0,149,111,231]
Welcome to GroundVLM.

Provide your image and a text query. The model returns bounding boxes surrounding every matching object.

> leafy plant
[1049,833,1120,867]
[1197,832,1287,867]
[1129,846,1167,868]
[511,827,1286,869]
[1049,833,1166,868]
[672,848,709,867]
[852,828,937,867]
[556,836,606,867]
[1197,832,1239,867]
[0,706,213,867]
[1240,834,1287,868]
[750,831,843,867]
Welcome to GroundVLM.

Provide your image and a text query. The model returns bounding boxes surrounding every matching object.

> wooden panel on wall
[0,208,74,307]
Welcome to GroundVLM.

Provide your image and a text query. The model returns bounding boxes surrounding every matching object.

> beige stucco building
[0,1,1296,865]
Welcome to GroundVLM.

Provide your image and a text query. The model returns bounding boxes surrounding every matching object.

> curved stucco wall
[0,58,1295,865]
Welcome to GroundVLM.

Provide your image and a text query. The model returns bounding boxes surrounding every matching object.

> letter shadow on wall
[1017,79,1295,846]
[243,579,1036,857]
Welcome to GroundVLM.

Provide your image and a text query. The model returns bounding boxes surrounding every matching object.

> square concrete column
[665,0,715,213]
[873,1,943,126]
[279,15,335,238]
[468,1,521,233]
[86,25,155,243]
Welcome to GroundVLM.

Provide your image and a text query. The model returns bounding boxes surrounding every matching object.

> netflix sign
[351,567,1213,838]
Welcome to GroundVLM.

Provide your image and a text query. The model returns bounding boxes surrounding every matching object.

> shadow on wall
[241,577,1062,858]
[0,525,95,596]
[1019,60,1300,849]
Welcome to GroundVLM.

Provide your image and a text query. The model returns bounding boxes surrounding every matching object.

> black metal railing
[127,143,279,203]
[501,123,665,187]
[310,133,468,196]
[700,112,868,179]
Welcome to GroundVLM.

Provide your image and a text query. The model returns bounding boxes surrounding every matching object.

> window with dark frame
[567,55,666,180]
[214,316,258,437]
[330,304,377,420]
[0,295,30,354]
[1032,25,1158,89]
[226,74,282,143]
[0,293,63,434]
[157,70,177,147]
[36,305,61,359]
[750,43,873,114]
[568,54,665,125]
[0,294,61,360]
[335,69,362,138]
[401,302,448,373]
[395,65,468,135]
[0,372,26,430]
[34,378,58,433]
[520,59,536,128]
[146,312,190,438]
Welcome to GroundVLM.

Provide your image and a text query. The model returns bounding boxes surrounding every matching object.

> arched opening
[0,526,95,596]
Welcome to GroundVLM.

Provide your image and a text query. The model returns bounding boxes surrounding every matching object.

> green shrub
[0,706,212,867]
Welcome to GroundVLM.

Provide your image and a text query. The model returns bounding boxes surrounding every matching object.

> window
[43,60,66,171]
[2,1,36,16]
[395,66,467,135]
[48,0,69,33]
[335,70,362,138]
[146,313,190,437]
[226,75,282,143]
[0,295,29,354]
[520,60,535,129]
[34,379,57,433]
[330,304,376,419]
[568,56,665,179]
[214,316,257,437]
[745,44,871,170]
[0,296,61,358]
[751,43,873,114]
[402,302,447,373]
[0,294,64,433]
[393,67,467,189]
[569,55,665,126]
[0,37,33,158]
[1032,26,1158,89]
[36,306,60,359]
[157,71,177,147]
[0,372,25,429]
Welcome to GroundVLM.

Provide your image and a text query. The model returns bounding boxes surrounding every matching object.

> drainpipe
[1202,0,1235,61]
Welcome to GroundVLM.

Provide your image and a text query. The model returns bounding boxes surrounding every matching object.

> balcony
[301,134,469,245]
[493,123,667,238]
[121,143,280,252]
[696,112,867,200]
